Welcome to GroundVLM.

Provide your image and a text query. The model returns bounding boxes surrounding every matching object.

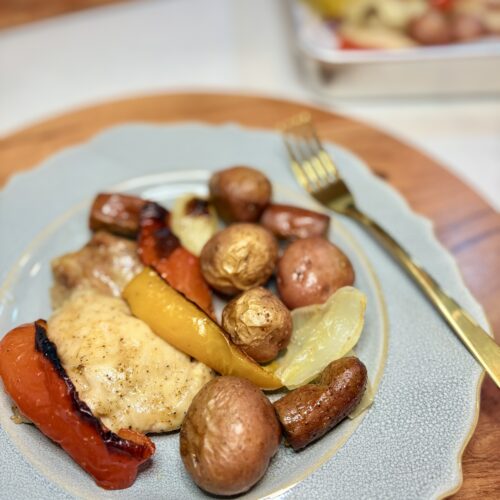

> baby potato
[451,14,486,42]
[222,287,292,363]
[180,376,281,496]
[200,224,278,295]
[209,166,272,223]
[408,9,453,45]
[277,237,354,309]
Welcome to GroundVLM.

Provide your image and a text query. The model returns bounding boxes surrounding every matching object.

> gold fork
[282,112,500,388]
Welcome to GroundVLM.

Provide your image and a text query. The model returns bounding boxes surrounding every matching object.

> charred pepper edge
[34,319,153,460]
[184,197,211,216]
[139,201,181,259]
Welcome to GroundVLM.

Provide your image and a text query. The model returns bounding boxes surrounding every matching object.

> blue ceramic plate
[0,124,487,499]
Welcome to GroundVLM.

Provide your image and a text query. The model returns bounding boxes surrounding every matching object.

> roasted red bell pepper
[339,37,372,50]
[0,320,155,490]
[87,192,213,314]
[138,202,213,315]
[431,0,454,11]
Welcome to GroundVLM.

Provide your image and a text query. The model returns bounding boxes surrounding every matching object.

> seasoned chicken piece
[48,289,214,434]
[51,231,143,308]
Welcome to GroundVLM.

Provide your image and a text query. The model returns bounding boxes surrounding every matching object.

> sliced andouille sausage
[274,357,367,450]
[0,320,155,490]
[260,204,330,240]
[89,193,147,237]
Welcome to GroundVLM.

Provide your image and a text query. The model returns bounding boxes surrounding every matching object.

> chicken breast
[51,231,143,309]
[47,288,214,434]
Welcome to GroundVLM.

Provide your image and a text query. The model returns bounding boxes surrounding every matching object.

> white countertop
[1,0,499,209]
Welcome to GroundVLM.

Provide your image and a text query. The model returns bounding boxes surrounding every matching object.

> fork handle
[346,205,500,388]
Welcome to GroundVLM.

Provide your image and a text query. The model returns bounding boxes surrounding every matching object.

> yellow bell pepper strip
[123,268,282,390]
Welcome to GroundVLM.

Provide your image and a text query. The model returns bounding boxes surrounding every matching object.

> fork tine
[308,122,339,178]
[283,133,312,192]
[282,112,337,193]
[299,123,332,186]
[289,132,321,185]
[287,133,323,190]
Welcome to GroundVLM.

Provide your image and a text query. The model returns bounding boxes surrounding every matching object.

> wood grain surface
[0,93,498,498]
[0,0,127,29]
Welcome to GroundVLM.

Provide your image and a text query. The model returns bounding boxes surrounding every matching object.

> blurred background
[1,0,499,208]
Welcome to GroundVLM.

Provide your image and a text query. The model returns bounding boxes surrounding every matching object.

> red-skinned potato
[180,376,281,496]
[277,237,354,309]
[260,204,330,240]
[451,14,486,42]
[209,166,272,223]
[274,357,367,450]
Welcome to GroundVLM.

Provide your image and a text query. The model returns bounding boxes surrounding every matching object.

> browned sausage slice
[89,193,147,237]
[274,357,367,450]
[260,204,330,240]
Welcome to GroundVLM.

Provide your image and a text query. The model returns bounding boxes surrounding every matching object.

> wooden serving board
[0,93,498,499]
[0,0,128,29]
